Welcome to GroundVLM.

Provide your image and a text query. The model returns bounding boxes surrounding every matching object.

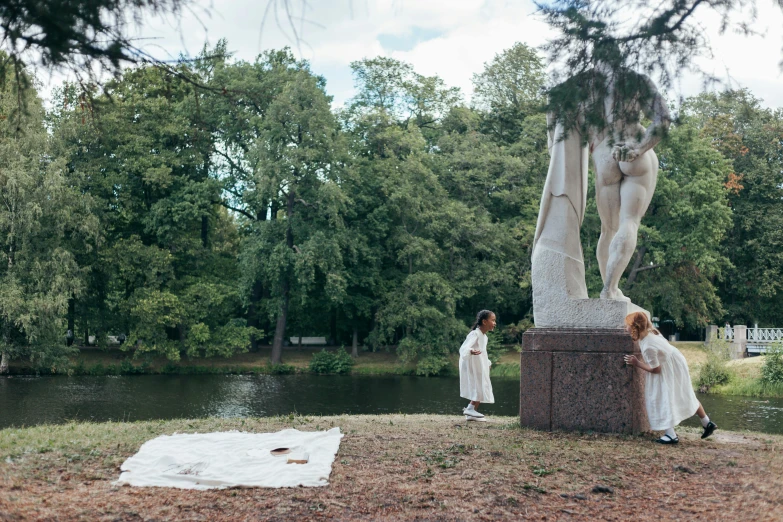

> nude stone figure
[530,64,668,327]
[589,66,671,301]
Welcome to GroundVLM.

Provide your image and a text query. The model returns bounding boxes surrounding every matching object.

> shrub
[71,360,87,375]
[120,359,148,375]
[161,362,179,374]
[490,363,520,377]
[415,355,449,376]
[696,337,733,392]
[486,333,508,367]
[761,344,783,384]
[268,363,297,375]
[309,348,354,375]
[500,316,534,345]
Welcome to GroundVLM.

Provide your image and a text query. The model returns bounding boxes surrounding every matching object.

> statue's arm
[636,75,671,156]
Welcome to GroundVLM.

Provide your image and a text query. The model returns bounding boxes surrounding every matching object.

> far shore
[6,341,782,398]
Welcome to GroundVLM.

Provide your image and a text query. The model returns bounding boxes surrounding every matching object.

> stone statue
[532,66,670,328]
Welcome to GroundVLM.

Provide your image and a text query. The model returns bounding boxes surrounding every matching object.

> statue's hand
[612,144,640,162]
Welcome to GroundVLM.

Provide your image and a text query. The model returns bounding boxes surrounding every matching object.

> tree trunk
[329,311,337,346]
[351,328,359,358]
[624,246,647,290]
[201,215,209,248]
[67,297,75,346]
[178,324,187,356]
[624,245,663,291]
[0,351,8,374]
[247,201,268,353]
[270,190,296,366]
[248,280,263,352]
[270,282,289,365]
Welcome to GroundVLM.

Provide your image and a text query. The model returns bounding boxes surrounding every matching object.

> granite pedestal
[520,328,649,434]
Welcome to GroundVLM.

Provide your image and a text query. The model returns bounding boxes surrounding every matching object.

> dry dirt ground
[1,414,781,521]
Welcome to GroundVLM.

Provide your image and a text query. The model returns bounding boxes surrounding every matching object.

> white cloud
[688,1,783,108]
[389,2,554,104]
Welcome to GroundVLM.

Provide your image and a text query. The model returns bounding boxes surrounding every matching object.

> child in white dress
[623,312,718,444]
[459,310,496,420]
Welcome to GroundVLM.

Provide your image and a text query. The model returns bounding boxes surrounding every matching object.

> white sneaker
[465,415,487,422]
[463,407,484,418]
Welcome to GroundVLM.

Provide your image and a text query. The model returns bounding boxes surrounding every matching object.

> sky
[42,0,783,110]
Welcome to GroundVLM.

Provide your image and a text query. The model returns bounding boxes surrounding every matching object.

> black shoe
[701,421,717,439]
[655,435,679,445]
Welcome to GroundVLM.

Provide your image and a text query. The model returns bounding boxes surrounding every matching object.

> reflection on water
[1,374,782,435]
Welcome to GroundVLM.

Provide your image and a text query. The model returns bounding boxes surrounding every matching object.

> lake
[1,374,782,434]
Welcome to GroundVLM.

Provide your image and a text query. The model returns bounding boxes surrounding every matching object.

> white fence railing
[718,326,734,341]
[747,328,783,342]
[708,324,781,356]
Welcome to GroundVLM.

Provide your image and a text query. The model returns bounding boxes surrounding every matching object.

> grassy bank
[7,346,524,378]
[9,341,783,398]
[1,414,781,521]
[676,341,783,399]
[707,356,783,398]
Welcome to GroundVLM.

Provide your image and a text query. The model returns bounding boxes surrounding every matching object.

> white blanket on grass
[115,427,343,489]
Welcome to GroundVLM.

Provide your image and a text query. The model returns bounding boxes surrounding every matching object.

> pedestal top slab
[533,297,650,329]
[523,327,638,353]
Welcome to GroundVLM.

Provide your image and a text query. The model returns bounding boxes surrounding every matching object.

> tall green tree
[213,50,347,365]
[341,48,551,372]
[348,57,461,145]
[0,68,98,373]
[684,90,783,325]
[343,60,469,373]
[50,58,252,360]
[471,42,546,145]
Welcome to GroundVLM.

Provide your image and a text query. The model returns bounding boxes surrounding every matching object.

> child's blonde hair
[624,312,660,341]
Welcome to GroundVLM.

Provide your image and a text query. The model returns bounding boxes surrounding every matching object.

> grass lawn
[671,341,709,373]
[1,414,781,520]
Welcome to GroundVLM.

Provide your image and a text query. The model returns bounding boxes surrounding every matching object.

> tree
[348,57,461,145]
[538,0,783,133]
[0,0,195,114]
[472,42,545,110]
[216,50,347,365]
[341,49,552,373]
[0,65,98,373]
[357,119,469,374]
[471,43,546,145]
[683,90,783,325]
[49,54,254,361]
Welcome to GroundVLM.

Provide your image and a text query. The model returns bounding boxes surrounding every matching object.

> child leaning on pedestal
[459,310,496,420]
[623,312,718,444]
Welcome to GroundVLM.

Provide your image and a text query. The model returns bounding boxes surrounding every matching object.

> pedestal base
[520,328,649,434]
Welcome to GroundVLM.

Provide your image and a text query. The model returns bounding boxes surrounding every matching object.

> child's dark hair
[472,310,494,330]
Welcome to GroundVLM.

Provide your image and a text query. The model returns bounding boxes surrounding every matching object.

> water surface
[1,375,781,434]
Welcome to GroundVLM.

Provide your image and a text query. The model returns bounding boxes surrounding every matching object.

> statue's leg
[602,151,658,300]
[594,151,623,287]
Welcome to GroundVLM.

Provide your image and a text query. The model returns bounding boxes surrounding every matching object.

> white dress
[459,329,494,403]
[639,332,700,430]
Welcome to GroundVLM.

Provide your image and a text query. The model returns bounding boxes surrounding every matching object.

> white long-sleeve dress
[639,332,700,430]
[459,329,494,403]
